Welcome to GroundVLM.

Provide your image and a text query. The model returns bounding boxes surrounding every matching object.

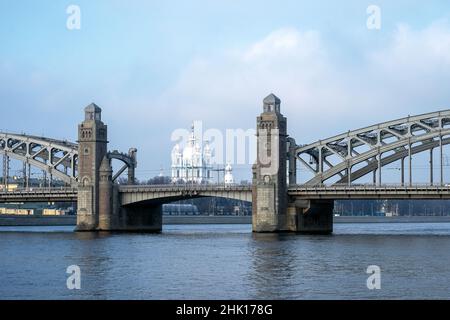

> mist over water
[1,223,450,299]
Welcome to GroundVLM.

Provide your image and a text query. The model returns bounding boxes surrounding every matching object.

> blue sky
[1,1,450,182]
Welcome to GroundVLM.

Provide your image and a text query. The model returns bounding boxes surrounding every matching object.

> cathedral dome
[171,122,213,184]
[183,143,195,164]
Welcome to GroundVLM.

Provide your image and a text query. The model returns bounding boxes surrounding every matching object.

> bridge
[0,128,137,188]
[0,185,252,203]
[4,183,449,203]
[1,96,449,233]
[0,187,78,203]
[288,184,450,200]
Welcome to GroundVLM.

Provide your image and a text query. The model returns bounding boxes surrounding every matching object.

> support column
[127,166,135,185]
[430,148,434,186]
[27,163,31,188]
[347,141,352,186]
[373,167,376,185]
[71,155,76,180]
[2,155,9,189]
[409,141,412,186]
[319,147,323,175]
[98,156,114,230]
[347,161,351,186]
[440,135,444,186]
[378,152,382,186]
[287,138,297,186]
[42,170,46,187]
[401,157,405,186]
[22,162,27,188]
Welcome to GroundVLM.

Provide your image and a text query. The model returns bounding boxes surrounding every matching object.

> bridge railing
[290,183,450,190]
[0,187,78,194]
[118,183,252,191]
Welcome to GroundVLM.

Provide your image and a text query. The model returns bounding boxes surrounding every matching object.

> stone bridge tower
[76,103,108,231]
[252,94,333,234]
[252,94,288,232]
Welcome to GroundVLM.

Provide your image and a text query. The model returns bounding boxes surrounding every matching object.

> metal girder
[337,137,450,184]
[0,132,78,186]
[108,149,137,183]
[0,132,138,186]
[295,110,450,185]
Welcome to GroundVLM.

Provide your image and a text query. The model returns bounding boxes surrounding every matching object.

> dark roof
[85,103,102,113]
[263,93,281,104]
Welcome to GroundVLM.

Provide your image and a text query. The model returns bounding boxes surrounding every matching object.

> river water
[1,223,450,300]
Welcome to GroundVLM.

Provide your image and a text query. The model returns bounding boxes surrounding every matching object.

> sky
[1,0,450,182]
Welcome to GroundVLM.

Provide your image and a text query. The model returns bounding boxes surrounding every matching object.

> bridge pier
[98,156,115,230]
[252,94,288,233]
[252,94,334,234]
[116,204,162,232]
[288,199,334,234]
[76,104,160,232]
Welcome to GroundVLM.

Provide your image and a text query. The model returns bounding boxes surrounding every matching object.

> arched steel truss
[0,133,137,186]
[108,149,137,184]
[295,110,450,186]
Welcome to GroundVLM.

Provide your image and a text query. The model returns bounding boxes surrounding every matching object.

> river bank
[2,214,450,226]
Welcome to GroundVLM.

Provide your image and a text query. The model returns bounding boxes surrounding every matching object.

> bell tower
[76,103,108,231]
[252,94,288,232]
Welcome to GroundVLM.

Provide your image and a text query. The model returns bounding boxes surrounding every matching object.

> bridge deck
[0,188,78,203]
[2,184,450,203]
[288,185,450,200]
[118,185,253,192]
[119,184,253,205]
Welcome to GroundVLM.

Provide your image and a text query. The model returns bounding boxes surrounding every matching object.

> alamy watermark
[171,121,280,174]
[66,265,81,290]
[366,5,381,30]
[66,5,81,30]
[366,265,381,290]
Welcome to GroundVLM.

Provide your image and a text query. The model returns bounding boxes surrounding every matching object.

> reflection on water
[1,223,450,299]
[248,234,298,299]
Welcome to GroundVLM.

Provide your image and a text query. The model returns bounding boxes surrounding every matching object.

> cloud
[156,22,450,146]
[4,20,450,180]
[157,28,334,131]
[365,21,450,112]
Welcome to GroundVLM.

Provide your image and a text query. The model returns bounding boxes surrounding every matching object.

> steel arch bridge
[294,110,450,186]
[0,132,137,187]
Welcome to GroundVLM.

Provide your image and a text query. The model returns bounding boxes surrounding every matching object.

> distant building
[0,208,33,215]
[171,123,213,184]
[0,183,19,192]
[42,209,66,216]
[224,163,234,185]
[163,204,200,215]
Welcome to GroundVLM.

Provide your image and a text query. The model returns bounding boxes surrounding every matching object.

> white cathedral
[171,123,234,185]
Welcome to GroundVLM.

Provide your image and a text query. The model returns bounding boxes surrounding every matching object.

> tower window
[84,148,90,155]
